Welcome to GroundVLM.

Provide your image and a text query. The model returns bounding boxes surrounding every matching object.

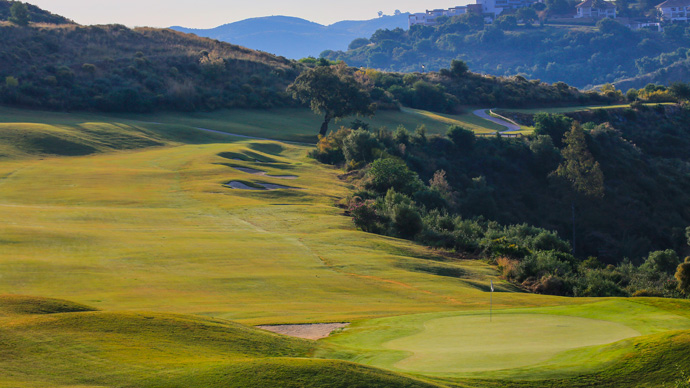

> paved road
[472,109,521,132]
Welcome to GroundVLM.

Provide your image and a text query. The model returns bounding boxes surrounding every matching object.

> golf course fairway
[0,106,689,387]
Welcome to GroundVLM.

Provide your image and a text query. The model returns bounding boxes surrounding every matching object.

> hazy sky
[28,0,472,28]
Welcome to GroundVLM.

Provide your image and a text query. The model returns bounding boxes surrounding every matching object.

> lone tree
[552,123,604,255]
[676,257,690,295]
[9,2,30,26]
[287,65,374,137]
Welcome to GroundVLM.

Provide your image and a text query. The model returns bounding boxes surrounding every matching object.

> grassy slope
[498,103,674,115]
[0,107,689,387]
[114,106,504,143]
[319,299,690,381]
[0,106,565,325]
[0,296,440,388]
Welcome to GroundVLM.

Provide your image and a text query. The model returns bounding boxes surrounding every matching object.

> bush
[363,158,423,195]
[643,249,681,275]
[342,129,380,165]
[349,199,382,233]
[391,204,423,238]
[447,125,475,150]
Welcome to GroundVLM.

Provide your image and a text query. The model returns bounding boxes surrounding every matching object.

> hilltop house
[408,0,540,26]
[408,6,468,26]
[656,0,690,21]
[574,0,617,18]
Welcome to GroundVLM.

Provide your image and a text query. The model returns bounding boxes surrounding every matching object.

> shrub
[676,257,690,295]
[349,199,382,233]
[342,129,380,165]
[363,158,423,195]
[643,249,681,275]
[391,204,423,238]
[447,125,475,150]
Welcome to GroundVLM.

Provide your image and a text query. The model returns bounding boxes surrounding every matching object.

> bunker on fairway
[385,313,640,373]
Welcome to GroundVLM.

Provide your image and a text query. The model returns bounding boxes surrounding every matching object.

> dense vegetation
[312,102,690,297]
[0,23,303,112]
[322,15,690,89]
[0,0,73,25]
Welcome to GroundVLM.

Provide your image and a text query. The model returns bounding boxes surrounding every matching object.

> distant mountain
[170,14,409,59]
[0,0,74,24]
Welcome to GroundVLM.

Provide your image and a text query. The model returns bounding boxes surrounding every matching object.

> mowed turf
[387,314,639,373]
[1,107,690,387]
[320,298,690,384]
[0,107,569,325]
[0,295,440,388]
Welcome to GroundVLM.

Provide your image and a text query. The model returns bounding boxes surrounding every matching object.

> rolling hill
[170,14,409,59]
[0,0,74,25]
[0,105,688,387]
[0,21,302,112]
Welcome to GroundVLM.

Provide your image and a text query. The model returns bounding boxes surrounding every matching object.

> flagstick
[490,280,493,322]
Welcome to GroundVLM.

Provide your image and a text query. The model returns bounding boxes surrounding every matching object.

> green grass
[498,103,675,115]
[113,106,504,143]
[0,296,440,388]
[319,299,690,384]
[1,106,689,387]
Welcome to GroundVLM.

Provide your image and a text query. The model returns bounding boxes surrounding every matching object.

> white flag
[490,280,494,292]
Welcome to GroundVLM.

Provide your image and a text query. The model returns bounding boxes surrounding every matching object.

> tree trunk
[571,200,576,257]
[319,114,332,137]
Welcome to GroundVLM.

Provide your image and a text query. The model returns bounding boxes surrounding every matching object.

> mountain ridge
[170,14,409,59]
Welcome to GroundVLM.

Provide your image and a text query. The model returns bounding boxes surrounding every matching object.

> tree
[534,113,573,147]
[364,158,423,195]
[450,59,469,77]
[9,2,30,26]
[287,65,375,137]
[447,125,475,150]
[517,7,538,25]
[643,249,680,274]
[553,123,604,255]
[676,257,690,295]
[348,38,370,50]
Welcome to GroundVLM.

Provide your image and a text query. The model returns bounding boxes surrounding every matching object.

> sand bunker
[230,166,297,180]
[260,183,296,190]
[225,181,299,191]
[225,181,264,190]
[256,323,349,340]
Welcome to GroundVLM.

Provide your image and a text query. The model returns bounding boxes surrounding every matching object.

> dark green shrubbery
[322,108,690,298]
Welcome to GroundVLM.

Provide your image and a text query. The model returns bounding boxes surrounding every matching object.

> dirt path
[257,323,349,340]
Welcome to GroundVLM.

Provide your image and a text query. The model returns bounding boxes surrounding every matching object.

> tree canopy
[9,1,29,26]
[554,123,605,199]
[287,65,375,136]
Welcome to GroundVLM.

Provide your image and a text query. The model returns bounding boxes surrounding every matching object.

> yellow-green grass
[0,295,440,388]
[0,108,576,326]
[319,298,690,384]
[498,102,675,115]
[1,107,689,387]
[112,106,505,142]
[400,107,506,134]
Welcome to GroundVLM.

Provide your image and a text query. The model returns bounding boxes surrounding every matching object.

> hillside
[170,14,409,59]
[0,22,302,112]
[322,16,690,89]
[0,295,440,388]
[0,106,689,387]
[0,0,73,25]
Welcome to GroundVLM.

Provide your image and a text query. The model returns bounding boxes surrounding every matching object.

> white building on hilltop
[409,0,541,27]
[575,0,617,18]
[408,6,468,26]
[656,0,690,21]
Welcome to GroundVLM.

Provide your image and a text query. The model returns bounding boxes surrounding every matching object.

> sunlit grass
[1,107,689,387]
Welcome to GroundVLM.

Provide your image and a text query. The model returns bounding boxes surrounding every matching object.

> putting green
[385,313,640,373]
